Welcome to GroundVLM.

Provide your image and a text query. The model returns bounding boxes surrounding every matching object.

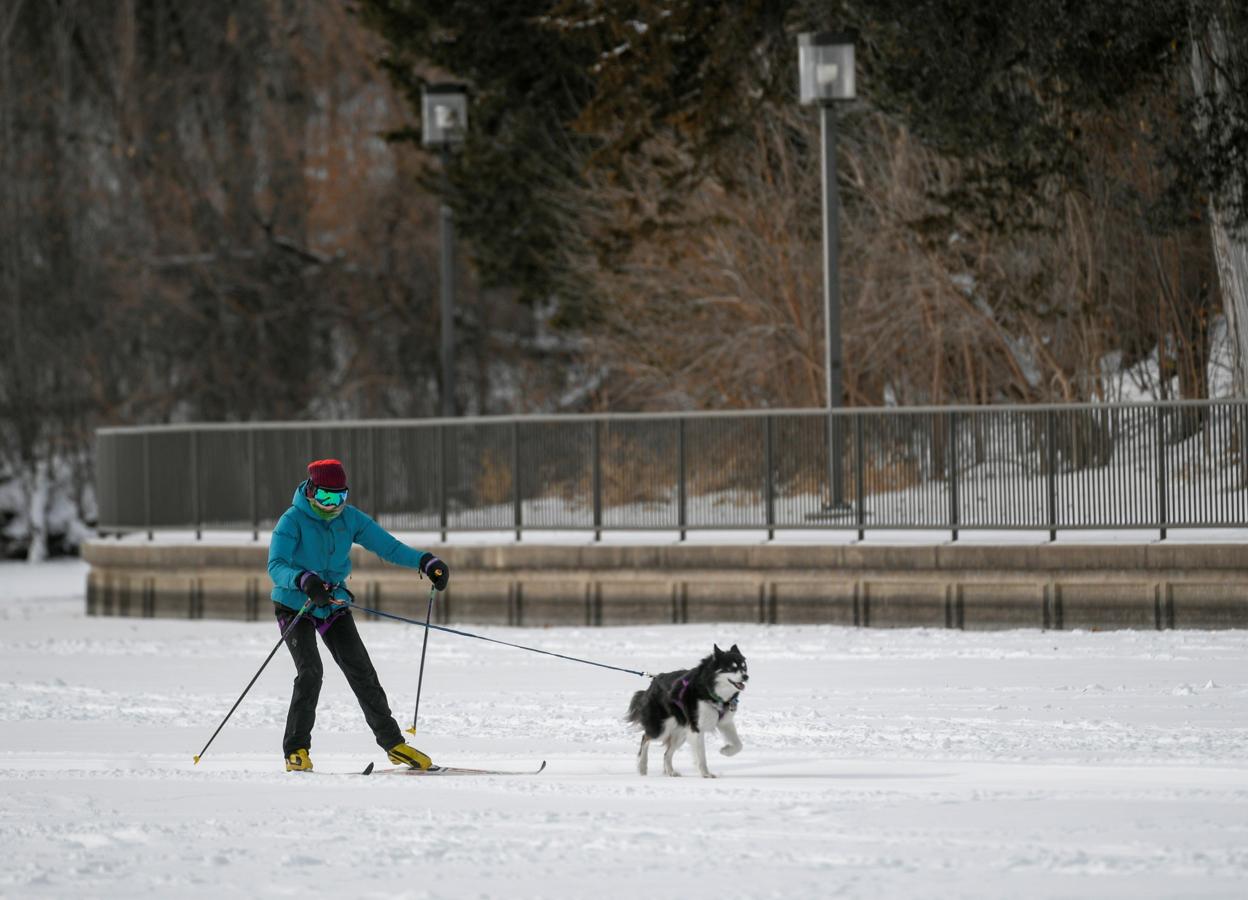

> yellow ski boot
[387,742,432,770]
[285,749,313,772]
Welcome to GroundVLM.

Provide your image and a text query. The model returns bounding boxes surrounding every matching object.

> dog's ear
[730,643,740,655]
[713,644,723,657]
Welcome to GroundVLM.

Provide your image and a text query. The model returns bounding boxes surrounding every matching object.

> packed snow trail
[2,560,1247,899]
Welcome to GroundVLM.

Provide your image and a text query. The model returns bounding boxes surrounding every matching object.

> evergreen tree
[356,1,601,318]
[840,0,1246,390]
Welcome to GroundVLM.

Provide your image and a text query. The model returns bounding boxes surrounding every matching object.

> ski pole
[405,586,436,735]
[193,599,312,764]
[351,603,652,678]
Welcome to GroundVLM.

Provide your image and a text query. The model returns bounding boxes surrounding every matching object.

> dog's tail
[624,688,647,726]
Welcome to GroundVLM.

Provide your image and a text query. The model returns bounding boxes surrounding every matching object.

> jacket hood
[291,481,313,515]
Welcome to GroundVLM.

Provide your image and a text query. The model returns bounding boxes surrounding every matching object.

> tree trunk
[24,458,49,564]
[1191,7,1248,399]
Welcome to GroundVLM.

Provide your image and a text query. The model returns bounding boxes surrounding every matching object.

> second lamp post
[422,83,468,418]
[798,32,855,509]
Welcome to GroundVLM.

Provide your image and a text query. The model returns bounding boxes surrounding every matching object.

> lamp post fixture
[422,83,468,418]
[798,32,855,510]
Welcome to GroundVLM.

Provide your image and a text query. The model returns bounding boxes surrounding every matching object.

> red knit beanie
[307,458,348,490]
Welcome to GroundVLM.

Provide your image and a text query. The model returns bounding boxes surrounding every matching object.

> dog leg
[690,730,714,778]
[637,734,650,775]
[718,712,743,757]
[662,729,686,777]
[691,704,716,778]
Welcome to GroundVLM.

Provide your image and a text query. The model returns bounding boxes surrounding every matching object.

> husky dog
[626,644,748,778]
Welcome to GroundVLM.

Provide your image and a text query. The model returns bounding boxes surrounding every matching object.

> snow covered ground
[3,559,1247,899]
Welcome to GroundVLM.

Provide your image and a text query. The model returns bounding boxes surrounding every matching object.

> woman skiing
[267,458,449,772]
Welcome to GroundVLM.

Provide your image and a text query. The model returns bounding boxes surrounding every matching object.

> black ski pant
[275,605,404,757]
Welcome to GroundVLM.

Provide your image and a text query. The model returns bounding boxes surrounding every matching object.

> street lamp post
[421,83,468,418]
[798,32,855,510]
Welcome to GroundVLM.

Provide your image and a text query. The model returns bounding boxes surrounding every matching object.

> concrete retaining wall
[82,540,1248,630]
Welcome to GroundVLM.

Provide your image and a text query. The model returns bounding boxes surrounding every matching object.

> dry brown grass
[564,103,1216,412]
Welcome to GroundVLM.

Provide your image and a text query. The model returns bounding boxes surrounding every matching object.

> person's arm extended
[351,510,427,569]
[352,510,449,590]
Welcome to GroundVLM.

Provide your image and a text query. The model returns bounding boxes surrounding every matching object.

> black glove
[418,553,450,591]
[298,571,335,608]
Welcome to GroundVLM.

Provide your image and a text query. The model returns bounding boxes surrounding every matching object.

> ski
[294,760,546,776]
[294,763,375,775]
[368,760,547,777]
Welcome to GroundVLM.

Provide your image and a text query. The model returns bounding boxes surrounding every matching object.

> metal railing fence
[95,400,1248,541]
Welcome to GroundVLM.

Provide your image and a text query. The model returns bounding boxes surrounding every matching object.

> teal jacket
[268,481,429,619]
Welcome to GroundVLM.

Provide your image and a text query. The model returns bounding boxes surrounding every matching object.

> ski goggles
[309,486,349,511]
